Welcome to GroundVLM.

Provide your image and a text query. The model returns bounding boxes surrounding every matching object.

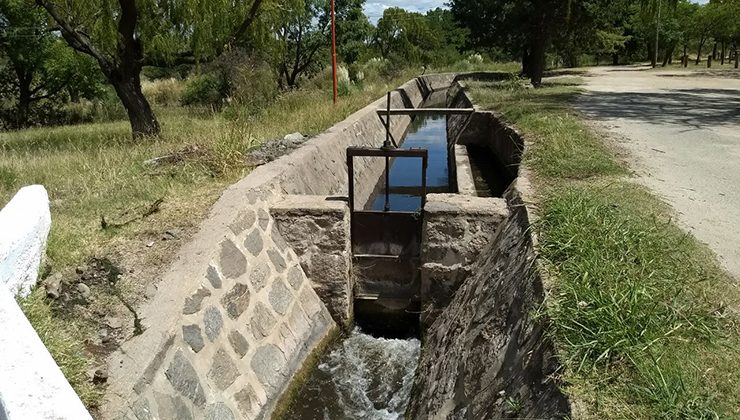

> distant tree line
[1,0,738,136]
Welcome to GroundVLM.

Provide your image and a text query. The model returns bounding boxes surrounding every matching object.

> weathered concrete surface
[102,74,458,419]
[409,192,569,420]
[421,193,508,326]
[575,66,740,279]
[271,195,352,328]
[452,145,477,195]
[0,185,51,297]
[0,286,92,420]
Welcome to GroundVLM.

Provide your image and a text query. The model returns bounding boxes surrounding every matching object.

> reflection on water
[286,328,421,420]
[370,114,450,212]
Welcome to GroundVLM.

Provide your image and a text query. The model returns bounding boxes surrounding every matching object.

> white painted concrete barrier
[0,285,93,419]
[0,185,51,297]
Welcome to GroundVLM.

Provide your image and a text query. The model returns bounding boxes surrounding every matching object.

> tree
[451,0,563,85]
[334,0,373,64]
[0,0,100,128]
[273,0,328,88]
[373,7,442,65]
[32,0,267,138]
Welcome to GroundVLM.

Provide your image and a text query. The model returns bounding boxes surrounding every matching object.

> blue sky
[365,0,710,23]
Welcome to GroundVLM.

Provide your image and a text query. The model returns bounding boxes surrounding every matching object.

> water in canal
[368,93,450,211]
[288,93,449,419]
[285,328,421,419]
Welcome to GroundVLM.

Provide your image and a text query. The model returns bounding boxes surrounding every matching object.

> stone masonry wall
[270,196,352,329]
[409,193,570,419]
[103,74,460,420]
[420,193,508,327]
[120,191,334,420]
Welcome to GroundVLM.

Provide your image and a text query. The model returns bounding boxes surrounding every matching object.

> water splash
[288,328,420,419]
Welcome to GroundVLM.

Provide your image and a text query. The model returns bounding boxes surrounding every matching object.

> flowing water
[286,328,421,419]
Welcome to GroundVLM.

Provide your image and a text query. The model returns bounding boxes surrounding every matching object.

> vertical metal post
[347,154,354,212]
[331,0,337,104]
[421,153,428,210]
[384,92,391,148]
[383,91,391,212]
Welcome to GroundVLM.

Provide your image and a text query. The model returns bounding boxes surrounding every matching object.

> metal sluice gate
[346,92,428,309]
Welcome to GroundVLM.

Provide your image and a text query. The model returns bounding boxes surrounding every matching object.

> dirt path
[574,65,740,280]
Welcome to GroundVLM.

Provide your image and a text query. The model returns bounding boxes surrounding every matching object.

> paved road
[574,65,740,280]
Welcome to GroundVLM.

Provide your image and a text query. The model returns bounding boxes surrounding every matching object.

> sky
[364,0,710,24]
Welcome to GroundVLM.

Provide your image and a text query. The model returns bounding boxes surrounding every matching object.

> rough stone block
[243,229,263,256]
[268,278,293,315]
[208,348,240,391]
[286,265,304,290]
[182,324,204,353]
[220,282,250,320]
[228,330,249,358]
[219,240,247,279]
[271,195,350,327]
[267,249,286,273]
[250,302,277,340]
[299,286,323,318]
[154,392,193,420]
[257,208,270,230]
[206,265,222,289]
[250,344,287,394]
[228,210,256,236]
[183,286,211,315]
[132,397,154,420]
[203,306,224,341]
[234,386,258,418]
[204,402,235,420]
[249,261,270,291]
[165,350,206,407]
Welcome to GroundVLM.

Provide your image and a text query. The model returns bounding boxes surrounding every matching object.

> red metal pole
[331,0,337,104]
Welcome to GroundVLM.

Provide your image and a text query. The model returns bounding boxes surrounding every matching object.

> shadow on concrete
[577,88,740,128]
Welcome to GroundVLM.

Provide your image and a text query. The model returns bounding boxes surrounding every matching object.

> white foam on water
[318,328,420,420]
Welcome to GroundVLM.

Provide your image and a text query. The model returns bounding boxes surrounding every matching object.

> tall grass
[0,71,417,408]
[467,78,740,418]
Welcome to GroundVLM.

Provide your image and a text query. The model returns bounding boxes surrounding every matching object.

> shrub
[227,59,278,112]
[337,65,351,96]
[181,73,226,108]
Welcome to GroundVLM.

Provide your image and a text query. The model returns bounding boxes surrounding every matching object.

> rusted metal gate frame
[346,146,428,257]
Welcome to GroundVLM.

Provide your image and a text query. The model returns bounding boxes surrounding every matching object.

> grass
[0,70,417,409]
[467,78,740,418]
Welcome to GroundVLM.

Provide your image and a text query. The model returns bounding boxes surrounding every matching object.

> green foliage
[0,0,104,128]
[467,75,740,419]
[181,73,226,107]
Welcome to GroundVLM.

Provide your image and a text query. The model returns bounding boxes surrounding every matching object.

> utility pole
[331,0,338,104]
[653,0,661,68]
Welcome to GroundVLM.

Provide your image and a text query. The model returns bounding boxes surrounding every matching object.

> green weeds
[467,78,740,418]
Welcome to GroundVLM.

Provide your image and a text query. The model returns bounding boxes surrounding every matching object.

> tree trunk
[529,33,547,86]
[109,69,159,138]
[696,40,704,65]
[662,43,675,67]
[648,41,656,67]
[612,53,619,65]
[736,51,739,68]
[15,70,33,128]
[683,45,688,67]
[521,48,531,78]
[712,42,717,60]
[721,41,725,65]
[707,55,712,68]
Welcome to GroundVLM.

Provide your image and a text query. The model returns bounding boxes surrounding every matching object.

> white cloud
[364,0,448,23]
